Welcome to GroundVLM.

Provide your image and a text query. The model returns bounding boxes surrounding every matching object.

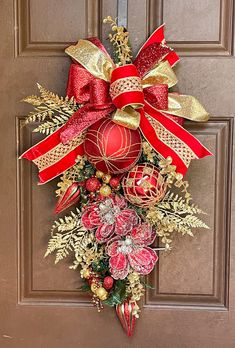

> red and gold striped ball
[84,118,142,174]
[122,163,166,207]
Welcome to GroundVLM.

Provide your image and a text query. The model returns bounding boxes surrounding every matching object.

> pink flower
[106,223,158,279]
[82,195,140,243]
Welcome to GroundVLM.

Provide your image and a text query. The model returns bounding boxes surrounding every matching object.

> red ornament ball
[85,177,101,192]
[109,176,121,189]
[84,119,142,174]
[103,276,114,290]
[122,163,166,207]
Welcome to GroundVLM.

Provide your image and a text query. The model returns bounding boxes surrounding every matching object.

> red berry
[88,276,99,286]
[109,176,121,189]
[103,276,114,290]
[85,177,101,192]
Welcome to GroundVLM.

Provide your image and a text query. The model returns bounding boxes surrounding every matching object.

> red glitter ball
[85,177,101,192]
[109,176,121,189]
[84,118,142,174]
[103,276,114,290]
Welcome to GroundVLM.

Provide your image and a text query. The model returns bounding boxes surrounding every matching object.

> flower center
[117,237,133,254]
[99,199,121,225]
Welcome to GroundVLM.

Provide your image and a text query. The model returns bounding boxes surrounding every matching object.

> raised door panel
[145,118,233,309]
[148,0,234,56]
[15,0,101,56]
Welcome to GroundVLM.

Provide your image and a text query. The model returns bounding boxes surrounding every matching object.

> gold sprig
[44,209,103,266]
[55,156,87,197]
[142,141,158,163]
[55,177,73,197]
[146,192,209,250]
[159,156,191,201]
[127,272,145,302]
[62,156,87,182]
[103,16,132,65]
[22,84,78,131]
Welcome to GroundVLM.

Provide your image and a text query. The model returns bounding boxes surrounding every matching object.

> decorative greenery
[103,280,128,306]
[63,160,95,183]
[92,257,110,276]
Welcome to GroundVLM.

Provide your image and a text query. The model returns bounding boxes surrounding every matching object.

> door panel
[0,0,234,347]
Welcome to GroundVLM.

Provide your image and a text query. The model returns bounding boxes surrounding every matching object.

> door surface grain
[0,0,235,347]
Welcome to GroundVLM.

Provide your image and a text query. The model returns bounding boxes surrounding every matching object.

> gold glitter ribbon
[112,106,140,129]
[166,94,209,121]
[66,40,209,124]
[65,39,114,81]
[142,61,178,88]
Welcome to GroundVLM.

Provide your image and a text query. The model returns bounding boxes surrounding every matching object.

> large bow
[21,25,212,184]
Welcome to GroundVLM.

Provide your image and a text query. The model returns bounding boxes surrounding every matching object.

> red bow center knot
[110,64,168,112]
[110,64,144,111]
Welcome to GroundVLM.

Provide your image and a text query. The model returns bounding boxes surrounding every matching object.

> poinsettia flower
[81,195,140,243]
[106,223,158,279]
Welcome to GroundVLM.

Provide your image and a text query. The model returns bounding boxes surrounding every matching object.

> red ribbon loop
[134,43,172,78]
[60,65,114,144]
[66,64,93,103]
[89,79,112,107]
[144,84,168,110]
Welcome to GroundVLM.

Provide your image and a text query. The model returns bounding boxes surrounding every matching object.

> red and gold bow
[21,25,212,184]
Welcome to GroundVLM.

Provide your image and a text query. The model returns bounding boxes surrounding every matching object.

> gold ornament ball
[102,174,112,184]
[100,184,112,197]
[95,170,104,179]
[96,287,108,301]
[91,282,98,293]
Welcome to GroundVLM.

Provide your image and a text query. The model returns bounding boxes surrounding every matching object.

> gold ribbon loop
[142,61,178,88]
[65,40,114,82]
[112,106,140,130]
[165,94,209,122]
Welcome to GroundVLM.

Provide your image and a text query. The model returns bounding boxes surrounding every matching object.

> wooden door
[0,0,234,347]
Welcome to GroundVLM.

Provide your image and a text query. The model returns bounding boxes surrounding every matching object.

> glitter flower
[81,195,140,243]
[106,223,158,279]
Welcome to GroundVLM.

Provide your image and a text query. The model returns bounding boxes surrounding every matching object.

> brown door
[1,0,234,347]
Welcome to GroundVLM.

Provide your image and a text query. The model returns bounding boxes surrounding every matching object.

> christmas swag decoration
[20,17,212,336]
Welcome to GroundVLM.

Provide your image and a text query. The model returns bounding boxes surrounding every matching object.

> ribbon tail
[136,23,180,68]
[20,125,85,184]
[140,104,212,175]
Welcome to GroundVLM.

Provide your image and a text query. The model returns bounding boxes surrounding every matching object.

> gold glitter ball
[96,287,108,301]
[100,184,112,197]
